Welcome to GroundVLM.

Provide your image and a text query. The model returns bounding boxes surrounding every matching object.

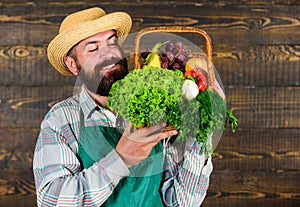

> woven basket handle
[133,26,214,88]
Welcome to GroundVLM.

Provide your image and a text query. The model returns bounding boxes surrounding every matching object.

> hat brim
[47,11,132,76]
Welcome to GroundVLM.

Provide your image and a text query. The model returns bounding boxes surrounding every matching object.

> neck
[85,87,109,109]
[94,95,109,109]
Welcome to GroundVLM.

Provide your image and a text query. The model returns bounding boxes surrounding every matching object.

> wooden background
[0,0,299,206]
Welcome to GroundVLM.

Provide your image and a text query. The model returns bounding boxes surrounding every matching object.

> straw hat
[47,7,132,76]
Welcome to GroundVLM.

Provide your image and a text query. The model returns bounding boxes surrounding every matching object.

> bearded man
[33,7,212,207]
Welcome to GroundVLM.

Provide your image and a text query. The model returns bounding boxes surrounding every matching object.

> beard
[78,57,128,96]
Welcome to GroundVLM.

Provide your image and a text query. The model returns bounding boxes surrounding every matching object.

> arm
[161,76,225,206]
[33,110,177,206]
[161,137,213,207]
[33,113,129,207]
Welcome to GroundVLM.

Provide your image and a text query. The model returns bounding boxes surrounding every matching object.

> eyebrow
[84,34,118,47]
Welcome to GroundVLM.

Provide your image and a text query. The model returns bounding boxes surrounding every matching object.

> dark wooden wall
[0,0,299,206]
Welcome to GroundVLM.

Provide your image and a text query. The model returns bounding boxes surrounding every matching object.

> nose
[96,45,115,62]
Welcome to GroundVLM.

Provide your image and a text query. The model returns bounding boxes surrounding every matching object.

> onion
[182,79,199,100]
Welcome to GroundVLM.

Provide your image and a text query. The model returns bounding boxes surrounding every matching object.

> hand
[116,122,178,168]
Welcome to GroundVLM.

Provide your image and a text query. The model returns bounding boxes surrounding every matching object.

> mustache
[94,57,123,72]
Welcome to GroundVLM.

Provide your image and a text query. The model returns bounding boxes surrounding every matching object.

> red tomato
[197,72,207,91]
[197,79,207,91]
[184,70,199,79]
[184,69,207,91]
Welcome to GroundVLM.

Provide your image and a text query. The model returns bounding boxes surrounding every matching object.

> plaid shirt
[33,87,212,207]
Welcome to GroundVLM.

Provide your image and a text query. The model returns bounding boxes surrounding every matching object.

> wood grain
[0,168,299,207]
[0,44,299,86]
[0,86,299,128]
[0,2,299,45]
[1,128,298,171]
[0,86,73,127]
[226,86,300,128]
[0,169,36,207]
[204,170,300,207]
[0,128,38,169]
[0,1,299,206]
[214,129,300,171]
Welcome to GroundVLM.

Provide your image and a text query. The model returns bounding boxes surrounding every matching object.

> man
[33,7,213,207]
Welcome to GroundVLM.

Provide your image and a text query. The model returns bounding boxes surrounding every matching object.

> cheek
[81,57,99,73]
[112,47,123,58]
[76,50,99,71]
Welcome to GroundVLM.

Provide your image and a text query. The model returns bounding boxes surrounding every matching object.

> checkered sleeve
[33,106,129,207]
[161,138,213,207]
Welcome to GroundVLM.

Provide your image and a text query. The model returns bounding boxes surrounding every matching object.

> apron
[77,109,165,207]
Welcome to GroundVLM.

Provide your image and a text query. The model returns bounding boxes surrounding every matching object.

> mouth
[102,63,116,71]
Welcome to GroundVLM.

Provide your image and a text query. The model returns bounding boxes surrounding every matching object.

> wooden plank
[0,1,299,15]
[0,195,37,207]
[0,86,74,127]
[0,44,77,86]
[214,45,300,87]
[226,86,300,129]
[204,198,300,207]
[213,129,300,171]
[0,169,36,207]
[1,86,299,128]
[0,3,299,45]
[0,128,38,169]
[227,87,300,129]
[0,168,299,207]
[0,44,299,86]
[0,2,298,207]
[204,169,300,207]
[1,127,299,171]
[0,0,299,5]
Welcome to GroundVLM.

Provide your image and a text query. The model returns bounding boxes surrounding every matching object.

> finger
[128,122,166,138]
[143,129,178,143]
[144,122,167,135]
[158,129,178,140]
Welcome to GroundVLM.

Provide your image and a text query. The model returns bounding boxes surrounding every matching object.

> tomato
[196,72,207,91]
[184,70,199,79]
[184,69,207,92]
[197,79,207,91]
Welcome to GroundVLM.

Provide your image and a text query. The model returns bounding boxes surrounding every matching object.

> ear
[64,56,80,75]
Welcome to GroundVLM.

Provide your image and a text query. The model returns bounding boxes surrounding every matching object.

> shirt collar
[79,86,120,127]
[79,86,99,120]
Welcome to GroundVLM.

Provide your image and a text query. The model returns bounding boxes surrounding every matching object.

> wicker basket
[133,26,215,89]
[131,26,216,131]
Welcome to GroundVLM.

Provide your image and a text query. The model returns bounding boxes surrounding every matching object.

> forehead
[80,30,117,45]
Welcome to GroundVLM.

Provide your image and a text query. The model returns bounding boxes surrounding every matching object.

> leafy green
[108,66,185,128]
[226,109,239,132]
[108,66,238,150]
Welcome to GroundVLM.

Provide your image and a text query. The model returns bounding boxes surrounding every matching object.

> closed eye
[88,47,98,52]
[108,36,118,47]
